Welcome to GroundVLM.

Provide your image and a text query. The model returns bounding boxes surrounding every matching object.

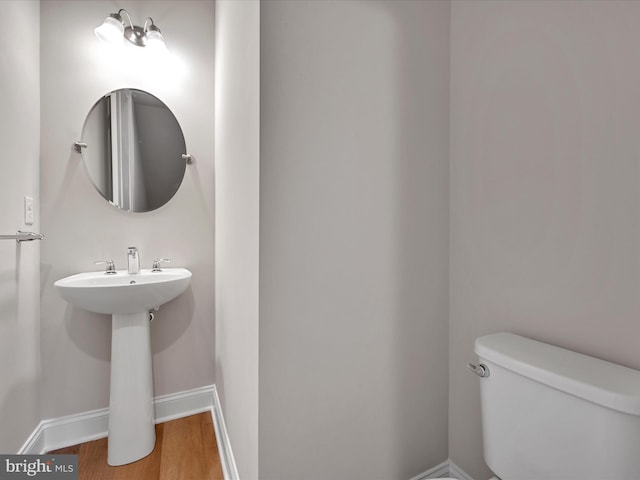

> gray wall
[214,1,260,479]
[40,0,215,420]
[0,0,41,454]
[82,98,110,199]
[449,1,640,478]
[259,1,450,479]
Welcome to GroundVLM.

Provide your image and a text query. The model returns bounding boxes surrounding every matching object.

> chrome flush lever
[468,363,490,378]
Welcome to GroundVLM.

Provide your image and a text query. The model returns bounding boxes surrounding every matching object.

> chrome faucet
[152,258,171,272]
[95,259,116,275]
[127,247,140,274]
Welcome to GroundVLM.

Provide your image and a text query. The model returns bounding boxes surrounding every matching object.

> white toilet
[470,332,640,480]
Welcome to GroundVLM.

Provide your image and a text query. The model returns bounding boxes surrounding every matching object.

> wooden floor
[49,412,224,480]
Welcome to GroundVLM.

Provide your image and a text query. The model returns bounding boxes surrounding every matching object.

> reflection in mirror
[80,89,187,213]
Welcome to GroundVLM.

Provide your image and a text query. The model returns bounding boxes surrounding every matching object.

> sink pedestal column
[108,312,155,466]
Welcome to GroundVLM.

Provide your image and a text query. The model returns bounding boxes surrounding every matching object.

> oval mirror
[79,88,187,213]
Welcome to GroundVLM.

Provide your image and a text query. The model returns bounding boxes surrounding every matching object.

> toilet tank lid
[475,333,640,416]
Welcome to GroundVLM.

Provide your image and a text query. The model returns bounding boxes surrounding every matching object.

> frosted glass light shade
[145,29,168,54]
[95,16,124,45]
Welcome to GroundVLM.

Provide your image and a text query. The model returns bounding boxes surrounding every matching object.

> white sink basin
[54,266,192,466]
[54,268,192,315]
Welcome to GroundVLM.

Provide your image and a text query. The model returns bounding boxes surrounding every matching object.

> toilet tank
[475,333,640,480]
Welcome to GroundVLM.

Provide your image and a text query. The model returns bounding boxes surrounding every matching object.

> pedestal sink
[54,268,192,465]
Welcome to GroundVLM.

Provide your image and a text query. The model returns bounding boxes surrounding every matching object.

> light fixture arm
[143,17,155,32]
[117,9,135,29]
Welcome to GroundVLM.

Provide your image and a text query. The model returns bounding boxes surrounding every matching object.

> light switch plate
[24,196,34,225]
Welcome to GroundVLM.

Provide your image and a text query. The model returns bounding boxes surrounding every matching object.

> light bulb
[95,14,124,46]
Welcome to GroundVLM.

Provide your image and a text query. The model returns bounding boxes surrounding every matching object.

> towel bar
[0,231,45,242]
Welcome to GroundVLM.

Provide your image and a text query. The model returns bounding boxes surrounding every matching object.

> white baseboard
[155,384,216,424]
[409,459,476,480]
[409,459,450,480]
[211,385,240,480]
[22,408,111,454]
[449,461,476,480]
[19,385,217,452]
[19,423,46,456]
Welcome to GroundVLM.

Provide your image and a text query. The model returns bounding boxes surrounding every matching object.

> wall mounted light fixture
[95,9,168,53]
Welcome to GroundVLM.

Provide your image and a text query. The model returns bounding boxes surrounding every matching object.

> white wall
[259,1,450,479]
[214,1,260,479]
[40,0,215,420]
[0,0,41,454]
[450,1,640,478]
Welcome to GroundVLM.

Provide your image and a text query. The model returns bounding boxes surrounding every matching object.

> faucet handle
[95,259,116,274]
[152,258,171,272]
